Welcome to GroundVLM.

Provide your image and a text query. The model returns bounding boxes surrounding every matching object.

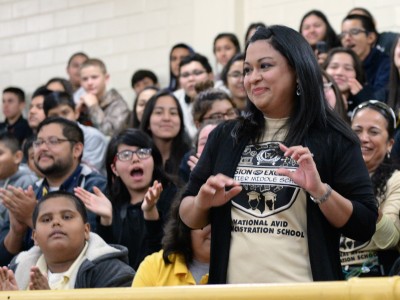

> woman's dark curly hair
[161,195,193,265]
[352,102,399,202]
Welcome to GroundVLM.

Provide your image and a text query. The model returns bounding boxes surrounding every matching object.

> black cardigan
[183,121,377,283]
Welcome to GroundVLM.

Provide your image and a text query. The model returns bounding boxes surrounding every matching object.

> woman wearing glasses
[179,25,377,284]
[340,100,400,278]
[191,85,238,128]
[75,128,176,270]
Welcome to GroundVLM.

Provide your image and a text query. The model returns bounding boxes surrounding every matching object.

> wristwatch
[310,184,332,205]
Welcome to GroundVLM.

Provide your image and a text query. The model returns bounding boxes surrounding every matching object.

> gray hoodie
[10,232,135,289]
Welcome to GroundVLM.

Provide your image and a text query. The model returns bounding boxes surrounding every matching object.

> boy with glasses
[43,91,108,174]
[340,14,390,94]
[173,53,214,139]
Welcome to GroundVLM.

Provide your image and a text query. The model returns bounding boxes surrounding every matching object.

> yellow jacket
[132,250,208,287]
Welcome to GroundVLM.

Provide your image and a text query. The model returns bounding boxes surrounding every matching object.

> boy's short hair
[0,132,20,153]
[37,116,84,146]
[32,86,53,99]
[179,53,213,74]
[342,14,378,36]
[2,87,25,103]
[43,92,75,117]
[131,69,158,88]
[32,191,88,228]
[80,58,107,74]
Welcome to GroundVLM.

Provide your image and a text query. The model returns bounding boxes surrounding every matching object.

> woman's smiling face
[351,108,394,173]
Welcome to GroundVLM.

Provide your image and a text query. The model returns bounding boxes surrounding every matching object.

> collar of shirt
[38,165,83,199]
[36,242,89,290]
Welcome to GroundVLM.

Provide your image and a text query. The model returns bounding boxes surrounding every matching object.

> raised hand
[194,174,242,211]
[29,266,50,290]
[276,143,325,197]
[0,266,18,291]
[348,77,363,96]
[187,154,200,171]
[0,185,37,227]
[74,186,112,225]
[142,180,163,220]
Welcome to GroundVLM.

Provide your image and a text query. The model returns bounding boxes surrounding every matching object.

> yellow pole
[0,277,398,300]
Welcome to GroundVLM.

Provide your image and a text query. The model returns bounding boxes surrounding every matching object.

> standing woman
[340,100,400,278]
[220,53,247,112]
[75,128,176,270]
[140,90,191,180]
[179,25,377,284]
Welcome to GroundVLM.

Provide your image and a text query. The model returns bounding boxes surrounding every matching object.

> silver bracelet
[310,184,332,205]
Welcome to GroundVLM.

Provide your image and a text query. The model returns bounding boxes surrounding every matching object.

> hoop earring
[296,84,301,96]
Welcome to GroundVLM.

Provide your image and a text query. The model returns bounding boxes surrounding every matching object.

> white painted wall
[1,0,399,121]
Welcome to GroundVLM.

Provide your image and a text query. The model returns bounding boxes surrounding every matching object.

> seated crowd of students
[0,5,400,291]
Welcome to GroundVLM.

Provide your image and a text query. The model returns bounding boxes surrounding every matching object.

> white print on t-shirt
[233,141,299,218]
[339,235,374,265]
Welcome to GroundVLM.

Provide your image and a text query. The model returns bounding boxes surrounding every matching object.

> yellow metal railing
[0,277,399,300]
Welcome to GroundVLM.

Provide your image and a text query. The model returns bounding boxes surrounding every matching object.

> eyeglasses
[339,28,367,39]
[114,148,152,162]
[227,71,244,79]
[33,137,76,149]
[203,109,238,120]
[351,100,397,129]
[180,70,206,79]
[323,82,333,91]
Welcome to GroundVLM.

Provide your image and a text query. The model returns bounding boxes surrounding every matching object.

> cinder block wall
[1,0,399,121]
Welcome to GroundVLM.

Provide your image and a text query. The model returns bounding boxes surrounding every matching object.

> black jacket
[183,121,377,283]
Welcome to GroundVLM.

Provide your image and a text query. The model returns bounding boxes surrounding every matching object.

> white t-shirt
[227,117,312,283]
